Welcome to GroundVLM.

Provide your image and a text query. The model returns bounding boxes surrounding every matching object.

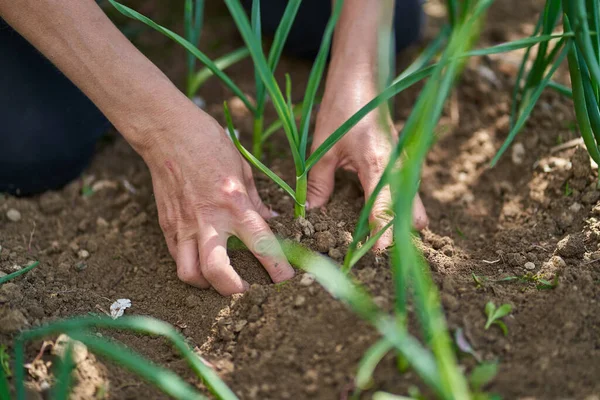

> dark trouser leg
[0,20,109,196]
[243,0,424,59]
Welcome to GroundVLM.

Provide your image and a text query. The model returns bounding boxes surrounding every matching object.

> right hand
[138,105,295,295]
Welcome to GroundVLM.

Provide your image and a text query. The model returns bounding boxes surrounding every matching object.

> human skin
[307,0,428,250]
[0,0,426,294]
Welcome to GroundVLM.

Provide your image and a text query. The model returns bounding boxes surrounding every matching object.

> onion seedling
[110,0,302,160]
[496,0,600,167]
[222,0,444,217]
[484,302,512,335]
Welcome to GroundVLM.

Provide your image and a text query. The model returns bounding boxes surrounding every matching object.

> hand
[307,74,428,250]
[141,105,295,295]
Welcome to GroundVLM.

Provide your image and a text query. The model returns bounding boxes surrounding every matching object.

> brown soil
[2,0,600,399]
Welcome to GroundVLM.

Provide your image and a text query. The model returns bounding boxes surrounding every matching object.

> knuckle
[363,151,388,176]
[218,177,248,206]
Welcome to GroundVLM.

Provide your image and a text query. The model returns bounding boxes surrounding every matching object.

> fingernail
[270,210,280,217]
[242,280,251,291]
[305,201,311,210]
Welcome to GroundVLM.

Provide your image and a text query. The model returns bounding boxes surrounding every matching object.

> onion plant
[281,0,501,398]
[110,0,301,160]
[6,316,237,400]
[495,0,600,167]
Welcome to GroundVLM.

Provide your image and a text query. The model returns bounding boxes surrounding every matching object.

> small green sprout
[0,345,11,377]
[472,272,484,288]
[497,273,559,290]
[469,361,500,397]
[564,181,574,196]
[484,302,512,335]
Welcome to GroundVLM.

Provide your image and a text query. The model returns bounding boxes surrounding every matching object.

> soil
[2,0,600,399]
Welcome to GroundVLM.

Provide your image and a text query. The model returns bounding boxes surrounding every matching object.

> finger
[234,209,295,283]
[306,155,337,209]
[369,184,395,251]
[198,227,249,295]
[176,239,210,289]
[412,193,429,231]
[246,175,278,219]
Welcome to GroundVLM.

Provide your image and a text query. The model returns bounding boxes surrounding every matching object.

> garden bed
[1,0,599,398]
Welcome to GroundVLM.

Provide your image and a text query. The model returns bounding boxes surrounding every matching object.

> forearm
[328,0,394,84]
[0,0,194,154]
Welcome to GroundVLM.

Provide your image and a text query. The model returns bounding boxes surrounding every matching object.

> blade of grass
[261,104,303,143]
[547,80,573,97]
[395,25,451,83]
[251,0,266,114]
[510,14,544,129]
[109,0,256,115]
[0,261,39,285]
[463,32,573,57]
[185,0,205,84]
[0,363,9,400]
[343,219,393,273]
[14,316,238,400]
[354,338,394,393]
[224,102,297,201]
[266,0,301,72]
[188,47,250,97]
[305,65,436,172]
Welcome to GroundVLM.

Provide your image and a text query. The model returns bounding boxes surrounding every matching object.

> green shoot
[372,393,416,400]
[353,339,394,397]
[484,302,512,335]
[0,345,11,378]
[565,181,574,196]
[469,361,499,393]
[0,361,9,400]
[0,261,39,285]
[472,272,484,288]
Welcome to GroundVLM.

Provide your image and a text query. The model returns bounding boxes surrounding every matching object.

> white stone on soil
[6,208,21,222]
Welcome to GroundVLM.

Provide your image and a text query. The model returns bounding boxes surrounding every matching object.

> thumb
[306,155,337,209]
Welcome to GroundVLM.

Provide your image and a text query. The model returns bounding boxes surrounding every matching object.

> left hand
[307,73,428,251]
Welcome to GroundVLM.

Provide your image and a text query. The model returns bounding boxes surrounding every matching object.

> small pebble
[6,209,21,222]
[524,261,536,270]
[294,295,306,307]
[300,273,315,286]
[77,249,90,259]
[511,143,526,165]
[569,202,582,213]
